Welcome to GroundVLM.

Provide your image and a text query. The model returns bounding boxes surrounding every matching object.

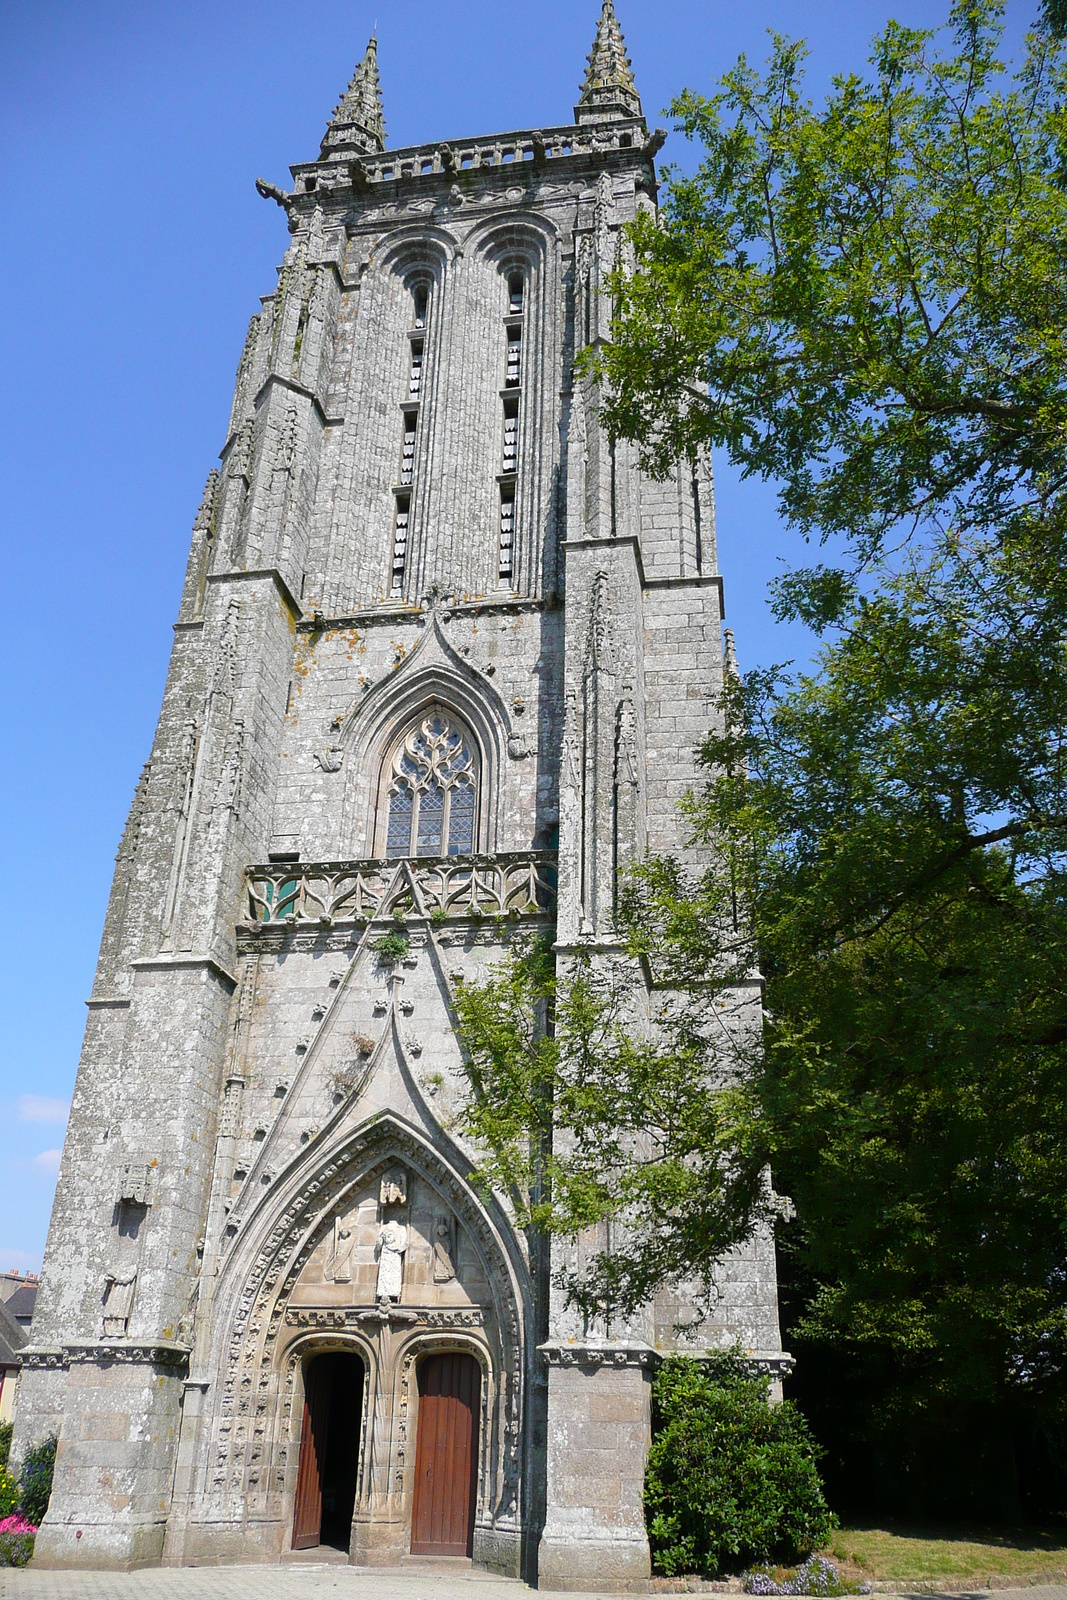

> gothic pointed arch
[202,1112,528,1531]
[337,614,520,857]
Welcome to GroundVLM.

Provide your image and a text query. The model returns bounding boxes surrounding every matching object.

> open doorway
[410,1351,481,1557]
[292,1350,364,1551]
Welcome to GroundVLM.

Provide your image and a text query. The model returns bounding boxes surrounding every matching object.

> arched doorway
[410,1351,481,1557]
[292,1351,364,1552]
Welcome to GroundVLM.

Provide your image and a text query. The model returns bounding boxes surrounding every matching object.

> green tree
[455,0,1067,1509]
[597,0,1067,565]
[452,934,768,1321]
[588,0,1067,1510]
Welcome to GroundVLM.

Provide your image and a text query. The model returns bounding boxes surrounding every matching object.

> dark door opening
[410,1351,481,1557]
[292,1351,364,1551]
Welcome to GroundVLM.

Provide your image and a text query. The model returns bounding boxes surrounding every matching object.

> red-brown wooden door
[410,1352,481,1557]
[292,1352,364,1551]
[293,1356,331,1548]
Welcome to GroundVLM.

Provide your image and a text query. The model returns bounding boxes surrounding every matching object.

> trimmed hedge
[646,1353,835,1577]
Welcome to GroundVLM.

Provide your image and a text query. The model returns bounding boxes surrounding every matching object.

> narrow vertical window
[498,272,524,586]
[401,420,416,484]
[505,334,521,389]
[409,343,423,398]
[392,498,410,596]
[499,489,515,583]
[413,287,427,330]
[502,405,518,475]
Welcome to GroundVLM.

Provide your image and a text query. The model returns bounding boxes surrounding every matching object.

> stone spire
[575,1,643,125]
[321,33,386,156]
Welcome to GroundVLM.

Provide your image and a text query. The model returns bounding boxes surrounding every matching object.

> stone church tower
[13,5,786,1586]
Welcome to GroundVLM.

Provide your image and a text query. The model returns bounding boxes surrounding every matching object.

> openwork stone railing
[246,852,557,925]
[309,120,652,192]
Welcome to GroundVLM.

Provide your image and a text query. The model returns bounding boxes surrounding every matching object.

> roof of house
[5,1283,36,1324]
[0,1298,26,1369]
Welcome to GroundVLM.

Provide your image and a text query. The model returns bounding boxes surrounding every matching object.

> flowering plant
[743,1556,870,1596]
[0,1515,37,1535]
[0,1511,35,1567]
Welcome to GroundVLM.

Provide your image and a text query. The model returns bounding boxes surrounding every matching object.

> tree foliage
[597,0,1067,564]
[17,1436,56,1530]
[457,2,1067,1508]
[452,934,768,1321]
[592,0,1067,1506]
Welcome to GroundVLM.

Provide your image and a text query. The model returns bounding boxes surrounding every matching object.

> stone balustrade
[299,117,653,194]
[245,851,558,925]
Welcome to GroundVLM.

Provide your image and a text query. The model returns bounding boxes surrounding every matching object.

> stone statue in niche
[324,1214,354,1283]
[102,1271,137,1338]
[374,1219,408,1302]
[380,1167,407,1207]
[432,1215,456,1283]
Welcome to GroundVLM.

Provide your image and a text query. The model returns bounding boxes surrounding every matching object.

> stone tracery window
[383,710,478,858]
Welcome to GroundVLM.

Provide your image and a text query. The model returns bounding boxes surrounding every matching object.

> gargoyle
[255,177,292,210]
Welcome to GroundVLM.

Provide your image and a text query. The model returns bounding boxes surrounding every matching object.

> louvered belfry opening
[292,1352,365,1552]
[410,1352,482,1557]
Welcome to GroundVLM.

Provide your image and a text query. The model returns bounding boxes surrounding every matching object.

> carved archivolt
[201,1117,526,1530]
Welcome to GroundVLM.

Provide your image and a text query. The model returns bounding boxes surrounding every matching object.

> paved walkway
[2,1571,1066,1600]
[3,1564,524,1600]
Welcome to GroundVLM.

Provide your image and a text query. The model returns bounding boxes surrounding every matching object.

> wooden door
[410,1352,481,1557]
[292,1353,365,1551]
[292,1356,331,1549]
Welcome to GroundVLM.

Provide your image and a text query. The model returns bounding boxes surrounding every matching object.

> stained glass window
[383,711,478,858]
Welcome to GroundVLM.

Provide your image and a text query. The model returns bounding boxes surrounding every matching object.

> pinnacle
[576,0,643,125]
[323,33,386,156]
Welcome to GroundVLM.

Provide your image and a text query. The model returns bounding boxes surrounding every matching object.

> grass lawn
[825,1525,1067,1583]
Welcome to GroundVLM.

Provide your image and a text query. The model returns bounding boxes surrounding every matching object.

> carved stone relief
[432,1214,456,1283]
[374,1218,408,1301]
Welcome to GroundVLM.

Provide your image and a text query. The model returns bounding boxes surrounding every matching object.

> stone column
[536,1343,653,1593]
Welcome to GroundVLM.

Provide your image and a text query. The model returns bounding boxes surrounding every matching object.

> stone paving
[1,1563,521,1600]
[2,1571,1067,1600]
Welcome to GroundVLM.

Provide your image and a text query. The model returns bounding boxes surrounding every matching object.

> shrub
[0,1466,17,1519]
[374,932,409,962]
[645,1354,835,1577]
[0,1422,10,1468]
[18,1435,57,1528]
[0,1520,34,1567]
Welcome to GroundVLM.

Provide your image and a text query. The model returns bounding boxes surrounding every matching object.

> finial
[723,628,740,680]
[321,33,387,157]
[576,1,643,126]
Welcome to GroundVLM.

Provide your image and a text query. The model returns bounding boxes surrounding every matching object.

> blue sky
[0,0,1034,1270]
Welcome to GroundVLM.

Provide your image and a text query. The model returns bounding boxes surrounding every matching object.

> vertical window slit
[392,498,410,596]
[499,489,515,584]
[401,419,416,484]
[502,405,518,476]
[505,334,521,389]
